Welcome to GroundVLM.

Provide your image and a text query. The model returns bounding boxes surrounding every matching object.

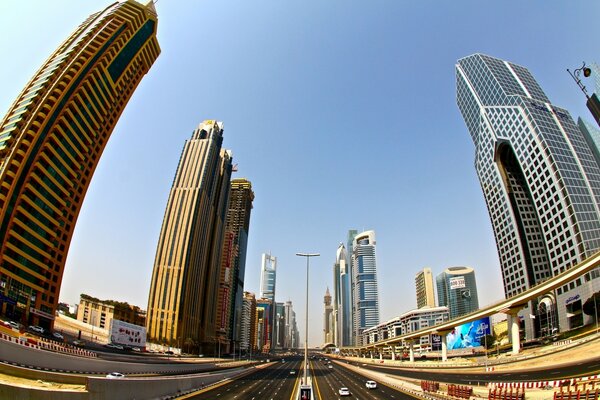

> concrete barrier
[0,383,87,400]
[0,363,87,385]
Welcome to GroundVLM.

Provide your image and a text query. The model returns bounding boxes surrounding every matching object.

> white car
[289,370,296,375]
[339,387,350,396]
[52,332,64,340]
[366,380,377,389]
[106,372,125,379]
[29,325,44,334]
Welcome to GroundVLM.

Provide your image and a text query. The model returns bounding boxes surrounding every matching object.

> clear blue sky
[0,1,598,347]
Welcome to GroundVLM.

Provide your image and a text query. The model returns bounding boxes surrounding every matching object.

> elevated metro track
[344,250,600,356]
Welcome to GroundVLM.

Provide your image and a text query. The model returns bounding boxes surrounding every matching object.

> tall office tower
[323,287,333,344]
[581,62,600,127]
[240,291,256,354]
[291,309,300,349]
[283,300,294,349]
[259,252,276,349]
[259,253,277,301]
[217,178,254,353]
[351,230,380,346]
[436,267,479,319]
[332,243,351,347]
[146,120,233,354]
[0,0,160,328]
[456,54,600,336]
[346,230,358,345]
[578,118,600,168]
[415,267,436,308]
[273,302,285,349]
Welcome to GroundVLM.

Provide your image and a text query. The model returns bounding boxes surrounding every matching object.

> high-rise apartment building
[323,287,333,345]
[456,54,600,337]
[0,0,160,328]
[415,268,436,308]
[436,267,479,319]
[146,120,233,353]
[240,291,256,354]
[333,243,352,347]
[217,178,254,353]
[351,230,380,346]
[255,298,272,352]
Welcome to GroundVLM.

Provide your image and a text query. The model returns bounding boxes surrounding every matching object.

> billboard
[446,317,490,350]
[110,319,146,348]
[449,276,466,290]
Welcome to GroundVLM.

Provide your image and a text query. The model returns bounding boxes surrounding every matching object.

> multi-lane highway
[310,357,415,400]
[182,355,418,399]
[183,357,303,399]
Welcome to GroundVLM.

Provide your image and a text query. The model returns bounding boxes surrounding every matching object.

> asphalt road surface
[183,357,302,399]
[310,358,417,400]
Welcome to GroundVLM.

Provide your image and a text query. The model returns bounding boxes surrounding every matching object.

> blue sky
[1,1,598,346]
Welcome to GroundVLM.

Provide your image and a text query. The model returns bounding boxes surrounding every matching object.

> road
[310,358,416,400]
[341,355,600,385]
[183,357,302,399]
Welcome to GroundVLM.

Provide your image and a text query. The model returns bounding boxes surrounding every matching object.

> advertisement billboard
[110,319,146,348]
[446,317,490,350]
[449,276,466,290]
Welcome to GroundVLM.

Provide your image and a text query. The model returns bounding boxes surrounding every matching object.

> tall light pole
[296,252,320,385]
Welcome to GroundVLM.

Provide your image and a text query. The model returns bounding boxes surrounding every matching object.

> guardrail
[488,387,525,400]
[554,390,600,400]
[448,384,473,399]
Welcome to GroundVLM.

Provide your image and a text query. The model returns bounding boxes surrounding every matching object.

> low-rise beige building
[77,294,145,330]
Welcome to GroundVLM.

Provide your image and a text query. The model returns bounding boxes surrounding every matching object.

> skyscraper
[255,298,273,352]
[436,267,479,319]
[456,54,600,336]
[415,267,436,308]
[333,243,352,347]
[345,229,358,345]
[259,253,277,301]
[218,178,254,353]
[146,120,233,353]
[351,230,380,346]
[323,287,333,345]
[284,300,294,349]
[259,253,276,351]
[0,0,160,328]
[240,291,257,354]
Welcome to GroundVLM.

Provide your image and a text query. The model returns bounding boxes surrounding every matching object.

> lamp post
[296,252,320,385]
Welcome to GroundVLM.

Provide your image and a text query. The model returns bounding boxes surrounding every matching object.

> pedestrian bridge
[341,250,600,361]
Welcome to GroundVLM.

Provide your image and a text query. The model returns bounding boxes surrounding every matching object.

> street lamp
[296,252,320,385]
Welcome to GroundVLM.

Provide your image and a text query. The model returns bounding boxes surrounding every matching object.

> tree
[582,291,600,319]
[482,334,496,350]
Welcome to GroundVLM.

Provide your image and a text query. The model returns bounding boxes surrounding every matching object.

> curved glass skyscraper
[456,54,600,336]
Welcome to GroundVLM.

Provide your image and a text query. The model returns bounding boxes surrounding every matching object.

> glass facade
[436,267,479,319]
[351,230,380,346]
[0,0,160,328]
[456,54,600,337]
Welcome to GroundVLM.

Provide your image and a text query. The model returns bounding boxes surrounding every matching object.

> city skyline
[1,1,598,347]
